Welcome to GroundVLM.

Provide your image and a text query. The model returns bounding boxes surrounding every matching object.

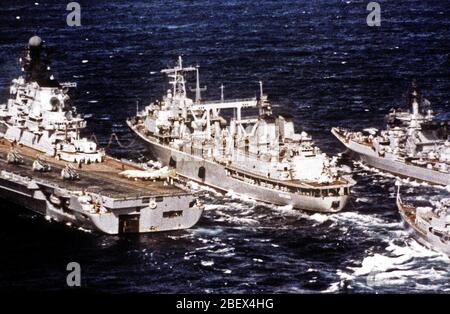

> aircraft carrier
[128,57,355,213]
[397,186,450,256]
[0,37,203,234]
[332,81,450,186]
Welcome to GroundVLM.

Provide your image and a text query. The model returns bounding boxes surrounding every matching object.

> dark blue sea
[0,0,449,293]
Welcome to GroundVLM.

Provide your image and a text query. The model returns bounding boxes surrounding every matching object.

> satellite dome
[28,36,42,47]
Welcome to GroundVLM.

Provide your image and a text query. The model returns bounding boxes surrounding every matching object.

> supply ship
[0,37,203,234]
[128,57,355,212]
[332,81,450,186]
[397,187,450,256]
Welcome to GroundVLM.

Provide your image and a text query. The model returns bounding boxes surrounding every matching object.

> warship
[332,81,450,186]
[127,57,355,212]
[0,37,203,234]
[397,186,450,256]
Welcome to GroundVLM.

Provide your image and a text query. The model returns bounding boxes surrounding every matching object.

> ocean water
[0,0,450,293]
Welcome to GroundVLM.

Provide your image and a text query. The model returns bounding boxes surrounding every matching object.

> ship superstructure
[0,37,203,234]
[0,36,102,163]
[332,82,450,186]
[128,57,355,212]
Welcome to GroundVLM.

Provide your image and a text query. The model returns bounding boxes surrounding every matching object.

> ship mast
[410,81,420,118]
[258,81,272,116]
[192,65,207,103]
[162,56,197,99]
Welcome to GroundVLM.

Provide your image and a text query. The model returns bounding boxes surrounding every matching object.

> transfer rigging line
[90,133,137,149]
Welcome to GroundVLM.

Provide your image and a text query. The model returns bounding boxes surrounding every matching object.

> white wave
[341,238,450,291]
[167,234,190,240]
[330,211,395,229]
[225,190,256,204]
[166,24,195,30]
[351,253,412,276]
[385,239,447,260]
[353,161,395,179]
[183,254,195,260]
[225,215,259,226]
[191,227,223,237]
[324,281,343,293]
[271,204,306,218]
[186,180,223,196]
[309,213,329,224]
[277,204,293,211]
[200,260,214,267]
[203,204,228,211]
[194,244,217,252]
[77,227,92,233]
[214,247,234,254]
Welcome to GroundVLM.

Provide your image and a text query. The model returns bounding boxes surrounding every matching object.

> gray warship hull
[0,140,203,234]
[130,123,350,213]
[332,128,450,186]
[397,199,450,256]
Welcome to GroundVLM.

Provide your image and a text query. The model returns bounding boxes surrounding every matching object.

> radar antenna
[162,56,197,98]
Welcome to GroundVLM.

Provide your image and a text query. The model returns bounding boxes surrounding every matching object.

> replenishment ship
[332,81,450,186]
[397,186,450,256]
[0,37,203,234]
[128,57,355,212]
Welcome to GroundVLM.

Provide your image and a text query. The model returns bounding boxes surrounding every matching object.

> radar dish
[28,36,42,47]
